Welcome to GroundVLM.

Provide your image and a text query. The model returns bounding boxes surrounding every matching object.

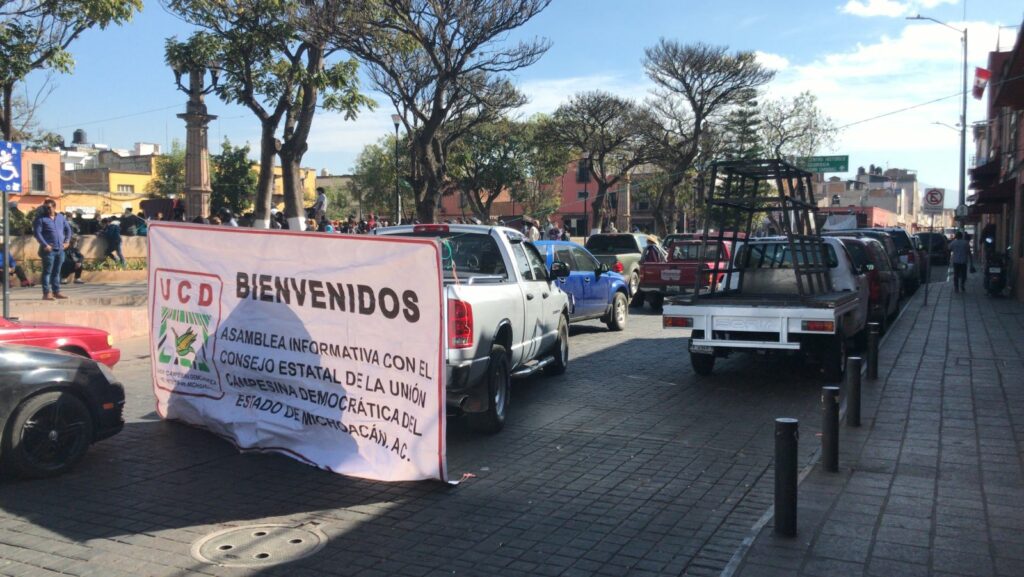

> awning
[973,177,1016,205]
[969,157,1000,189]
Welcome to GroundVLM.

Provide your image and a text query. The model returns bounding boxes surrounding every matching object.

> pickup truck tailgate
[663,303,849,350]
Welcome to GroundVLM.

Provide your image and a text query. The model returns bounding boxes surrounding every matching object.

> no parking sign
[923,188,944,215]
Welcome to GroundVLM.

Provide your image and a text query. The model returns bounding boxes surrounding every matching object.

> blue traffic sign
[0,141,22,194]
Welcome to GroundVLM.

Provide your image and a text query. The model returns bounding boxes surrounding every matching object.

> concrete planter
[80,270,148,283]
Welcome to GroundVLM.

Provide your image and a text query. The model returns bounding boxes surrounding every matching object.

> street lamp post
[908,14,968,228]
[391,114,402,225]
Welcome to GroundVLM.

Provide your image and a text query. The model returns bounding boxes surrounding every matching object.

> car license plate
[689,344,714,354]
[667,285,680,292]
[989,267,1001,273]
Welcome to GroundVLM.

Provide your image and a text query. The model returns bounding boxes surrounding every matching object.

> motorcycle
[983,238,1009,296]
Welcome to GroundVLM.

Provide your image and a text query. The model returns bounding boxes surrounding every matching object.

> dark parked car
[836,237,900,336]
[916,232,950,265]
[536,240,630,331]
[826,230,903,297]
[875,227,924,293]
[0,345,125,478]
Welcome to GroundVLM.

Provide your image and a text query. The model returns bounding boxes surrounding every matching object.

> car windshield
[391,231,508,279]
[670,242,721,261]
[737,242,839,269]
[585,235,639,254]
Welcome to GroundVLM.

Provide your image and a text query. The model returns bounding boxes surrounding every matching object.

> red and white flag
[973,67,992,99]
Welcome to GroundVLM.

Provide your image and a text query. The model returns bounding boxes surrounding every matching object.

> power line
[52,104,183,131]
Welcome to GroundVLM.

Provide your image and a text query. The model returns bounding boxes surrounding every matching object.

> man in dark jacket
[32,200,73,300]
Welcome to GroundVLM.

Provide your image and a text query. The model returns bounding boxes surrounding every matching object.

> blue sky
[22,0,1024,206]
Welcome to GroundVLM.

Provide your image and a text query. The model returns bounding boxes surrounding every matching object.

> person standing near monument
[32,200,73,300]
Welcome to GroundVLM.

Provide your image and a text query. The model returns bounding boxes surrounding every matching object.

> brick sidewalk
[733,277,1024,577]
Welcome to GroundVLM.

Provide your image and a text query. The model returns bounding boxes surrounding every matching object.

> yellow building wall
[250,164,318,209]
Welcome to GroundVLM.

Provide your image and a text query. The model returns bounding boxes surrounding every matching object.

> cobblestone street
[0,301,853,577]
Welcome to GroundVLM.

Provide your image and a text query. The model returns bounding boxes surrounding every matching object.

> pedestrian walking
[32,200,73,300]
[949,230,972,293]
[102,217,126,269]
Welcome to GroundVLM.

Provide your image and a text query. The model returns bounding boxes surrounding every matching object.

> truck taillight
[414,224,449,233]
[614,262,624,273]
[801,320,834,332]
[907,251,915,263]
[663,316,693,328]
[868,270,881,301]
[448,299,473,349]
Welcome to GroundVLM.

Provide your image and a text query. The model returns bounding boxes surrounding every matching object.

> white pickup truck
[375,224,571,433]
[662,236,868,381]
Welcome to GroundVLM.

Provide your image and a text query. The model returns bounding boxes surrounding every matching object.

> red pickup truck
[638,238,738,310]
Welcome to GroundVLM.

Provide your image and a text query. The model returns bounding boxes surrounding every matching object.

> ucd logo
[158,307,212,371]
[152,269,224,398]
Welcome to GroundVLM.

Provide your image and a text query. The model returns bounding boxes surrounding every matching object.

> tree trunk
[251,123,278,229]
[591,182,610,231]
[667,192,678,234]
[280,155,305,231]
[1,83,12,141]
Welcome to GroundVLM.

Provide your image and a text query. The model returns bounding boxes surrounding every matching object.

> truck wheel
[821,333,847,383]
[467,346,510,434]
[628,271,640,296]
[648,293,664,311]
[691,352,715,376]
[545,317,569,375]
[606,292,628,331]
[630,290,646,307]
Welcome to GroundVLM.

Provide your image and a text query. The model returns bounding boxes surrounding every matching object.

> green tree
[165,0,372,228]
[546,91,655,231]
[146,140,185,198]
[334,0,551,223]
[449,119,528,221]
[509,115,571,222]
[0,0,142,140]
[641,41,775,235]
[721,89,764,161]
[759,91,836,159]
[211,138,257,215]
[347,135,413,219]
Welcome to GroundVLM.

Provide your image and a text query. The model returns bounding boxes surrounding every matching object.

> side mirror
[597,263,609,275]
[550,261,570,279]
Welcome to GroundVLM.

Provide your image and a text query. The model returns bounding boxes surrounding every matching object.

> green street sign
[794,155,849,173]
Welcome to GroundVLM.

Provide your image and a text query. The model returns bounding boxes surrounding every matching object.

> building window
[31,164,45,192]
[637,200,650,210]
[116,184,135,193]
[577,190,588,200]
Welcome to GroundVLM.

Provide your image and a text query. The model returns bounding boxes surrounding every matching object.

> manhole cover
[191,523,327,567]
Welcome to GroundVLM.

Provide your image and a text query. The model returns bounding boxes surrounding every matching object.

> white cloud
[840,0,957,18]
[755,51,791,71]
[765,19,1000,192]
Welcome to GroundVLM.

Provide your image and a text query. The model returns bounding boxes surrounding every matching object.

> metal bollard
[866,322,880,380]
[774,418,799,537]
[822,387,840,473]
[846,357,863,427]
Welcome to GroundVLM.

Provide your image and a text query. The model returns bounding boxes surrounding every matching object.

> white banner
[148,223,446,482]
